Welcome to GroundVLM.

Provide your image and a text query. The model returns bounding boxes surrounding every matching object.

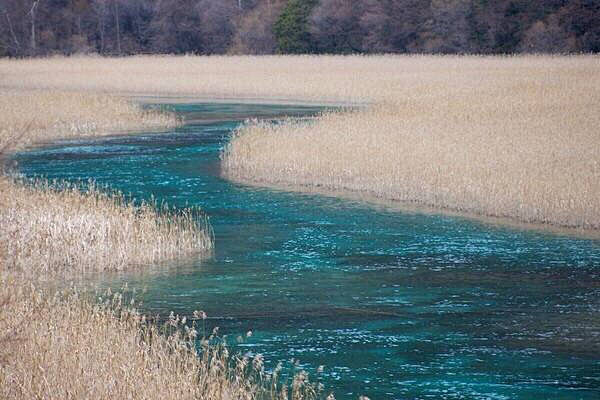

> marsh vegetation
[223,79,600,230]
[5,55,599,231]
[0,277,323,399]
[0,89,179,152]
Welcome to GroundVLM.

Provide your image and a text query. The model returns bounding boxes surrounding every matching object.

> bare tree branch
[2,8,21,53]
[27,0,42,52]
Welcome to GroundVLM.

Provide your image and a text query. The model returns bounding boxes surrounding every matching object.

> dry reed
[0,276,324,399]
[0,89,180,152]
[1,55,597,229]
[0,177,212,277]
[0,87,209,277]
[222,92,600,229]
[2,54,596,397]
[0,55,597,105]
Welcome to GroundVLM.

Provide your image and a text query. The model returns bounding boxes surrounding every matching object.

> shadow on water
[14,103,600,400]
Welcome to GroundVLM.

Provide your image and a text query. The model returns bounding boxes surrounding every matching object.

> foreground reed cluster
[0,276,323,399]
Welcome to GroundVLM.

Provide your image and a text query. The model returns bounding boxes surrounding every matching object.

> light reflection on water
[15,103,600,399]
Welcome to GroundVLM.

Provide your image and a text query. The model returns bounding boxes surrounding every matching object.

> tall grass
[2,55,597,229]
[1,55,597,105]
[0,88,209,277]
[0,177,212,277]
[222,92,600,229]
[0,89,180,152]
[1,54,596,397]
[0,276,325,399]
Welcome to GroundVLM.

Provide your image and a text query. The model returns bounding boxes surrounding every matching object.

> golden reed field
[0,88,209,278]
[1,55,598,230]
[0,89,179,152]
[0,179,212,277]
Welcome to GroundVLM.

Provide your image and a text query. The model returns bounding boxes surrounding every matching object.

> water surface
[16,103,600,399]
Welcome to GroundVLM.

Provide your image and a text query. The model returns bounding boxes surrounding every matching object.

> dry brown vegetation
[0,89,179,152]
[223,90,600,229]
[0,88,210,278]
[1,55,597,105]
[3,55,599,229]
[3,56,599,229]
[0,275,323,399]
[0,178,212,277]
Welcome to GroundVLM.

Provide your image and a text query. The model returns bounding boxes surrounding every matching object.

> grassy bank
[223,93,600,230]
[0,89,179,153]
[2,55,598,230]
[0,88,210,278]
[0,276,321,399]
[0,178,212,277]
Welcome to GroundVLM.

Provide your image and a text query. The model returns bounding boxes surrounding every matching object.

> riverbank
[2,55,598,231]
[1,275,245,399]
[0,89,210,276]
[222,94,600,231]
[0,89,180,153]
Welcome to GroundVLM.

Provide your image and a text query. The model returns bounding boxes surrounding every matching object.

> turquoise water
[15,103,600,399]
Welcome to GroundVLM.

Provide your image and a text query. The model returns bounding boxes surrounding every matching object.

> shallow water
[15,103,600,399]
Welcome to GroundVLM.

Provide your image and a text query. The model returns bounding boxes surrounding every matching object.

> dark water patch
[14,102,600,400]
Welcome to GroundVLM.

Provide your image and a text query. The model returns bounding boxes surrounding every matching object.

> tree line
[1,0,599,57]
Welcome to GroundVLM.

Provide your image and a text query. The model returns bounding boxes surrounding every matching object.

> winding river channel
[16,103,600,399]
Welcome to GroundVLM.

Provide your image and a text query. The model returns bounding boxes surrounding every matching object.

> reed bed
[0,88,208,277]
[0,55,597,104]
[0,177,212,277]
[0,275,323,399]
[1,55,598,229]
[0,89,179,152]
[223,88,600,229]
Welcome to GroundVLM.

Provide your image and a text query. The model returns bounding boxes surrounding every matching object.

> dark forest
[1,0,599,57]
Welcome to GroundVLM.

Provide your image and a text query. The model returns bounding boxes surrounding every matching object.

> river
[15,103,600,399]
